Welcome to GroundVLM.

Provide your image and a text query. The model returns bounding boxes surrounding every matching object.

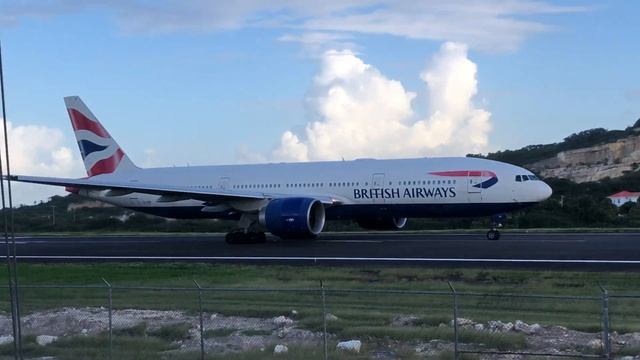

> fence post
[194,280,205,360]
[599,285,611,359]
[320,280,328,360]
[102,278,112,360]
[448,281,459,360]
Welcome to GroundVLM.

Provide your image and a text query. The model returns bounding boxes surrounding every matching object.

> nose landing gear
[486,229,500,241]
[487,213,506,241]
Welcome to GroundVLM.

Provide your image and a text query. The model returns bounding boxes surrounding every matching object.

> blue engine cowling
[259,198,326,239]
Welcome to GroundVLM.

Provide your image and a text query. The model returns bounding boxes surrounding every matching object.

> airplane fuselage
[80,156,551,221]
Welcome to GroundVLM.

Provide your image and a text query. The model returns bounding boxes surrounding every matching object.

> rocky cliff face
[527,135,640,183]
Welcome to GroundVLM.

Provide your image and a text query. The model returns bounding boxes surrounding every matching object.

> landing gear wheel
[225,232,241,244]
[248,232,267,243]
[486,230,500,241]
[225,231,267,244]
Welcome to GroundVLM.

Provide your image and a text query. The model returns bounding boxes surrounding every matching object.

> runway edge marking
[14,256,640,264]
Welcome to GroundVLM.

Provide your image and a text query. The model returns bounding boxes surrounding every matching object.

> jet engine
[356,216,407,230]
[259,197,326,239]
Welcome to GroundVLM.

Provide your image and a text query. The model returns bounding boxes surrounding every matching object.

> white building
[607,191,640,207]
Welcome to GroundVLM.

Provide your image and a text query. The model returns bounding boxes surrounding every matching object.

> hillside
[474,118,640,183]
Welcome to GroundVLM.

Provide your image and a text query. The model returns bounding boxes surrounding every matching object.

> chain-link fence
[1,282,639,359]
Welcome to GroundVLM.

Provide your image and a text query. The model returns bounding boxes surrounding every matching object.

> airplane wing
[10,175,341,205]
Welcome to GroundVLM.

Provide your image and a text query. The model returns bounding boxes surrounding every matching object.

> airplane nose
[539,182,553,201]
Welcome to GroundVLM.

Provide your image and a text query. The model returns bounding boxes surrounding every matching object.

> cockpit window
[517,174,540,182]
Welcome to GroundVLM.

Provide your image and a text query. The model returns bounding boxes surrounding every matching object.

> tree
[618,201,637,215]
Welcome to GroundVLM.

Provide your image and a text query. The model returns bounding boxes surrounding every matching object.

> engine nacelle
[259,198,326,239]
[356,216,407,231]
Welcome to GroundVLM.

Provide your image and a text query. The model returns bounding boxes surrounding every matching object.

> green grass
[113,322,148,337]
[617,346,640,356]
[148,322,192,342]
[338,326,526,350]
[206,343,367,360]
[4,263,640,294]
[111,322,190,342]
[0,334,178,360]
[240,329,272,336]
[1,262,639,358]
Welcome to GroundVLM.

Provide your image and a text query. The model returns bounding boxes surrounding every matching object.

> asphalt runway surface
[2,232,640,270]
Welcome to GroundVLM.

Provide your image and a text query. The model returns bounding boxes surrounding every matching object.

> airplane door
[371,173,386,204]
[468,176,482,193]
[219,177,230,190]
[467,172,483,202]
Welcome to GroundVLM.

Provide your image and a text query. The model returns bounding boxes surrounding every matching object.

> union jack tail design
[65,96,138,177]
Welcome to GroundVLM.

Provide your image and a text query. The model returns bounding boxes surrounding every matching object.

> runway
[2,232,640,270]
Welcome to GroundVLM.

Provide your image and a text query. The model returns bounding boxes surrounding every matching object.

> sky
[0,0,639,205]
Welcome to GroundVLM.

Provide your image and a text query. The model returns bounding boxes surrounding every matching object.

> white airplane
[11,97,552,242]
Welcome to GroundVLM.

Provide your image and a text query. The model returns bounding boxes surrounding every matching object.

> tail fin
[64,96,138,177]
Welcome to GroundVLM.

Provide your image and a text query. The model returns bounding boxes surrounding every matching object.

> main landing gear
[486,213,506,241]
[225,213,267,244]
[225,231,267,244]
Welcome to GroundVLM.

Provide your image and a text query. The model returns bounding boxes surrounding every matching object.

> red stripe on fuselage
[429,170,497,177]
[68,109,110,138]
[88,148,124,176]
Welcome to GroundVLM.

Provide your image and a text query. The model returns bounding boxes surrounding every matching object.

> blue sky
[0,1,639,203]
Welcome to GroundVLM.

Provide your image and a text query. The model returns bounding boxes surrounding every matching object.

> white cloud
[278,32,357,56]
[0,1,590,52]
[0,121,82,205]
[270,42,491,161]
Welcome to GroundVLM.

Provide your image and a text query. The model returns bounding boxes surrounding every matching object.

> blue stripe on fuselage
[473,177,498,189]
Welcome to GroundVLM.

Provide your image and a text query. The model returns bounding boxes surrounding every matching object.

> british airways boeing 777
[12,97,552,242]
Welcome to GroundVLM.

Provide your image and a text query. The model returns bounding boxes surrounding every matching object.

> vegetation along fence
[1,282,639,359]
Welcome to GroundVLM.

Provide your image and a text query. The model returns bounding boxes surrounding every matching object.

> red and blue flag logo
[68,108,125,177]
